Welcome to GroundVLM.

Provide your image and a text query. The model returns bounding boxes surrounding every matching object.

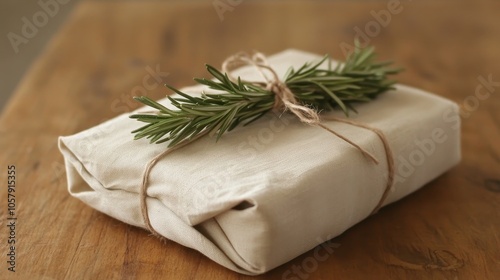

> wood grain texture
[1,0,499,279]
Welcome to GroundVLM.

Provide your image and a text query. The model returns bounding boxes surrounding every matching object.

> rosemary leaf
[130,44,401,147]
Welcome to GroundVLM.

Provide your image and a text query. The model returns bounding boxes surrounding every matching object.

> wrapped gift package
[58,49,461,275]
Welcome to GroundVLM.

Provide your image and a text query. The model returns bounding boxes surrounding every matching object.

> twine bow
[140,52,395,238]
[222,52,383,164]
[223,52,321,125]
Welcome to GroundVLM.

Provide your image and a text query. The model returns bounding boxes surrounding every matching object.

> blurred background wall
[1,0,78,112]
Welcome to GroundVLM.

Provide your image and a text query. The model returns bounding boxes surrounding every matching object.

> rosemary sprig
[130,44,401,147]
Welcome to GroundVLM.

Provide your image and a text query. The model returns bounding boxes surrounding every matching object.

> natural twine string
[321,115,395,215]
[139,52,395,237]
[139,130,210,238]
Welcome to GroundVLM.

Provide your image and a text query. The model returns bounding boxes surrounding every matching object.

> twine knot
[139,51,395,238]
[222,52,321,125]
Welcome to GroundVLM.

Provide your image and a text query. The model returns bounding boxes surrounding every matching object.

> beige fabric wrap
[58,49,461,275]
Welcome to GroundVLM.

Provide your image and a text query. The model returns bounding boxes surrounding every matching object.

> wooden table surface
[1,0,499,279]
